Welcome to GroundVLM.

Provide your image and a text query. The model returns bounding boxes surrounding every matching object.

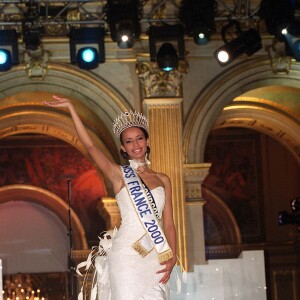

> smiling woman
[44,95,177,300]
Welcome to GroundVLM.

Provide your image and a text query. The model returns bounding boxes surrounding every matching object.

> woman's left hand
[157,257,177,284]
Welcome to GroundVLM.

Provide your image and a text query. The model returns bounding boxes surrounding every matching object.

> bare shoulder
[156,172,171,188]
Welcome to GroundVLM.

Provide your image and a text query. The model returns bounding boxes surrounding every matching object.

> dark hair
[119,126,150,160]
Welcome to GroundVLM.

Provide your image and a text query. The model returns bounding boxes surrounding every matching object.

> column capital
[136,61,188,99]
[183,163,211,202]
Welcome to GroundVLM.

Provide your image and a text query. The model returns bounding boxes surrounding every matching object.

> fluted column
[97,197,121,229]
[143,97,188,270]
[183,163,211,269]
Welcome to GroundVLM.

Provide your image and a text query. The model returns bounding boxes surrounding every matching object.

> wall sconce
[214,21,262,66]
[148,24,185,72]
[0,29,19,72]
[69,27,105,70]
[106,0,141,49]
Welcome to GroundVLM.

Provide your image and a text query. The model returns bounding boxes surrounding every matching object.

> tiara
[112,110,149,137]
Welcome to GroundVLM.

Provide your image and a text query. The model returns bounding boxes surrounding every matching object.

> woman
[44,95,177,300]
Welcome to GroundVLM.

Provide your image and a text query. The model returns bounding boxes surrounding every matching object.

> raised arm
[43,95,122,189]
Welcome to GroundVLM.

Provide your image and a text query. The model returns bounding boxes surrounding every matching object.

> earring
[145,152,151,166]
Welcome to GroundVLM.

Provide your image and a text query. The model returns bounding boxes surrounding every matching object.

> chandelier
[2,274,47,300]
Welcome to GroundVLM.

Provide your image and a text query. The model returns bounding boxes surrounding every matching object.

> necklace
[129,158,151,174]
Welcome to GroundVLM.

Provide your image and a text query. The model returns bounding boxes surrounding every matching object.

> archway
[0,185,87,250]
[184,57,300,163]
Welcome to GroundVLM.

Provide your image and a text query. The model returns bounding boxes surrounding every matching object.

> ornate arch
[0,184,88,250]
[203,186,242,245]
[0,63,128,248]
[213,100,300,164]
[0,63,133,162]
[184,57,300,163]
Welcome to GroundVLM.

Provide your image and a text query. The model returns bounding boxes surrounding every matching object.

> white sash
[121,165,173,263]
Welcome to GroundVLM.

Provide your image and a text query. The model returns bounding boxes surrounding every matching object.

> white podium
[169,250,267,300]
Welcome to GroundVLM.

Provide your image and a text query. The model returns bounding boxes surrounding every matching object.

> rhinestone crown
[112,110,149,138]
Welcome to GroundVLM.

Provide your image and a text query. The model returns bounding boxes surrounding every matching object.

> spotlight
[106,0,141,49]
[214,22,262,66]
[156,43,178,72]
[0,49,12,72]
[280,21,300,61]
[278,196,300,228]
[0,29,19,72]
[291,197,300,212]
[291,40,300,61]
[278,211,300,225]
[69,27,105,70]
[193,25,212,45]
[259,0,295,41]
[179,0,215,45]
[77,47,99,66]
[149,24,185,72]
[23,26,41,50]
[115,21,136,49]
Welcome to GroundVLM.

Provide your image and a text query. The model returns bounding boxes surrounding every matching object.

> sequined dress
[107,185,168,300]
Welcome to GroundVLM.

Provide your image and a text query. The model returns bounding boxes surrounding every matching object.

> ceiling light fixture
[69,27,105,70]
[149,24,185,72]
[214,21,262,66]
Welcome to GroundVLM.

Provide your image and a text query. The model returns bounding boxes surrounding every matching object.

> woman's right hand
[43,95,72,109]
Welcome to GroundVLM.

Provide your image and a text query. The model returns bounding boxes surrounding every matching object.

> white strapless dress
[107,186,168,300]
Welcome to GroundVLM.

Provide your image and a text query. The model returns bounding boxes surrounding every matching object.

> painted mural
[0,134,107,242]
[204,128,264,243]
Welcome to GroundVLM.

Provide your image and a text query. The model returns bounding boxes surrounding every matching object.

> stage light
[23,26,41,50]
[0,29,19,72]
[156,43,178,72]
[149,24,185,72]
[214,22,262,66]
[259,0,295,41]
[278,196,300,228]
[106,0,141,49]
[69,27,105,70]
[179,0,215,45]
[193,25,212,45]
[78,47,99,65]
[291,197,300,212]
[280,21,300,62]
[281,28,288,36]
[115,21,136,49]
[291,40,300,61]
[0,49,11,68]
[278,211,300,225]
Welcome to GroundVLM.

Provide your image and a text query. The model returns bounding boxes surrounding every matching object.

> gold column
[183,163,211,269]
[97,197,121,229]
[143,97,188,270]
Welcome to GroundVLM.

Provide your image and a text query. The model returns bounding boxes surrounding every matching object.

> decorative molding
[23,47,50,80]
[183,163,211,201]
[266,42,291,74]
[136,61,188,98]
